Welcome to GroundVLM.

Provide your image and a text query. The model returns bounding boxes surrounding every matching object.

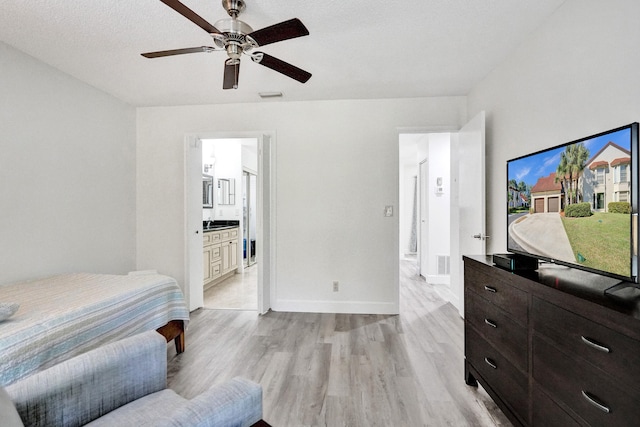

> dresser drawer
[533,335,640,426]
[532,386,580,427]
[466,327,529,423]
[465,290,528,372]
[532,297,640,392]
[464,264,528,322]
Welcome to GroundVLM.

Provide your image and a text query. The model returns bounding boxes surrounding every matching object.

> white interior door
[185,137,204,311]
[458,112,487,255]
[450,111,486,316]
[418,159,428,278]
[257,134,274,314]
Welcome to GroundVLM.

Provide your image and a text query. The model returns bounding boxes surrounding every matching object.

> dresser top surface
[464,255,640,321]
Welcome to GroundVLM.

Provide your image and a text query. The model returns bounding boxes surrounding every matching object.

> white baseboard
[273,299,399,315]
[425,274,450,286]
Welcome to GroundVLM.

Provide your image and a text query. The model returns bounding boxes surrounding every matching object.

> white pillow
[0,302,19,321]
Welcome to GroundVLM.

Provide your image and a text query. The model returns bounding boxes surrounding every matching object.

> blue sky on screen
[508,128,631,186]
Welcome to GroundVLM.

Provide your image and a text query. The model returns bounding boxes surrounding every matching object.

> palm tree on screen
[556,143,590,206]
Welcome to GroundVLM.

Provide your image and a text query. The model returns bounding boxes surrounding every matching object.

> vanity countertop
[202,220,239,232]
[203,225,236,232]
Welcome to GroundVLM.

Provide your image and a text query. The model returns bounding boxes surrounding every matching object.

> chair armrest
[159,377,263,427]
[7,330,167,427]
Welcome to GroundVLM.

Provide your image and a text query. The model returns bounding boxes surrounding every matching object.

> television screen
[507,123,639,283]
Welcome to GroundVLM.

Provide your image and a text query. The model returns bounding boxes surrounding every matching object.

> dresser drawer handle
[581,336,611,353]
[484,318,497,328]
[581,390,611,414]
[484,357,497,369]
[483,285,497,293]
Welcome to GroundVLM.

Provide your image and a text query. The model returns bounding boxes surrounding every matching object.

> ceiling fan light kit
[142,0,312,90]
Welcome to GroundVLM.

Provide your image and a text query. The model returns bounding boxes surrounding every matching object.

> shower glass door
[243,170,257,267]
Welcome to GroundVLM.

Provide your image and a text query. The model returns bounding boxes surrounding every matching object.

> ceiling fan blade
[160,0,220,34]
[247,18,309,47]
[141,46,214,58]
[252,52,311,83]
[223,59,240,90]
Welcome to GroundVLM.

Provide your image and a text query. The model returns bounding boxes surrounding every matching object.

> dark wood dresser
[463,255,640,426]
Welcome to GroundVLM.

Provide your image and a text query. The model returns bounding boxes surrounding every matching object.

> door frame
[184,131,276,314]
[418,158,428,278]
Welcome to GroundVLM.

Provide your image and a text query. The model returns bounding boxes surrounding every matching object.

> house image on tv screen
[582,142,631,212]
[525,133,631,215]
[530,172,564,213]
[508,184,529,210]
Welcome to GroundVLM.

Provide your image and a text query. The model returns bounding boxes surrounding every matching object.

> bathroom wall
[201,139,243,222]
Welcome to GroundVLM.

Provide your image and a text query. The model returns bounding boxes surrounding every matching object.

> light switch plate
[384,205,393,217]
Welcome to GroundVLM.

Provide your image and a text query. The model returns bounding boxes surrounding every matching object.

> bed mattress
[0,272,189,386]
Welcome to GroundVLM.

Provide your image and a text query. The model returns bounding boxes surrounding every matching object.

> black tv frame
[506,122,639,288]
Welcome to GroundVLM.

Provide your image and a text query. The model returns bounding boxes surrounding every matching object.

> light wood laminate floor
[167,260,511,426]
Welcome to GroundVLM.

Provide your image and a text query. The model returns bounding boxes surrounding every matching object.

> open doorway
[398,132,453,298]
[397,112,486,316]
[201,138,258,310]
[185,132,275,315]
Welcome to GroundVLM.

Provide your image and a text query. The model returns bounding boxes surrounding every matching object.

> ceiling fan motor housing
[213,17,253,38]
[212,17,254,59]
[221,0,245,17]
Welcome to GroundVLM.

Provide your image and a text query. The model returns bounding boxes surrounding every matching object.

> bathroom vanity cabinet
[203,227,239,288]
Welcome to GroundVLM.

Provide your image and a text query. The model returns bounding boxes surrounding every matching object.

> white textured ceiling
[0,0,566,107]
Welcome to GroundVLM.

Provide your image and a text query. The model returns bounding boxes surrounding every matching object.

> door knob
[472,233,490,240]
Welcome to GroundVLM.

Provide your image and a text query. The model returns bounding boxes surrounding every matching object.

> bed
[0,272,190,386]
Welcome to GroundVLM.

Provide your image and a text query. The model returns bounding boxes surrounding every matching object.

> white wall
[241,141,258,172]
[0,42,136,285]
[467,0,640,255]
[202,139,243,221]
[136,97,466,314]
[426,133,451,282]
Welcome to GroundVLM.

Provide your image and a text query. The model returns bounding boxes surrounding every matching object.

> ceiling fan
[142,0,312,90]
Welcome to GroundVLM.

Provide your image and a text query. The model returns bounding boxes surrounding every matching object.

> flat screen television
[506,122,639,284]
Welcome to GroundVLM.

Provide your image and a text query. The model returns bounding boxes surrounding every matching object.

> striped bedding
[0,272,189,386]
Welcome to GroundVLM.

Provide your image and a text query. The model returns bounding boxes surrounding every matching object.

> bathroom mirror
[217,178,235,205]
[202,174,213,208]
